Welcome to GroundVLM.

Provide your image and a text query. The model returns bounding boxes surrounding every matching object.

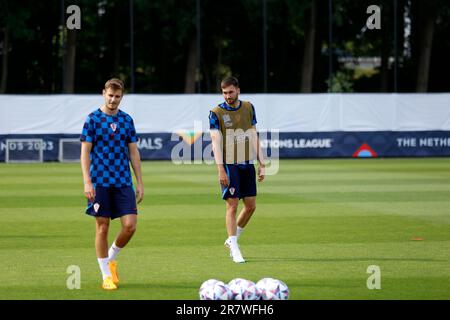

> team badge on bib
[222,114,233,128]
[110,123,117,132]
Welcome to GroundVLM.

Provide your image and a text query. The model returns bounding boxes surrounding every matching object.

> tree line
[0,0,449,94]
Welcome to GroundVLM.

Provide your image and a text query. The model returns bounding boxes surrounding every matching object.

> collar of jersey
[220,101,241,111]
[97,108,121,117]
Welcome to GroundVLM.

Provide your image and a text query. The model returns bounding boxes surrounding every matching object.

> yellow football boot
[102,276,117,290]
[109,260,119,286]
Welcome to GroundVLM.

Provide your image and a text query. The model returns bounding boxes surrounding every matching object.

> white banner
[0,93,449,134]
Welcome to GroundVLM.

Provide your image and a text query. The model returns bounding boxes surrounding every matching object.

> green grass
[0,158,450,299]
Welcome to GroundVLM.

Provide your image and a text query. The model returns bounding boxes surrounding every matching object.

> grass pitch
[0,158,449,300]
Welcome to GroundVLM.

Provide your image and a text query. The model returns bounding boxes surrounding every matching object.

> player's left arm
[251,125,265,182]
[128,143,144,203]
[249,104,265,182]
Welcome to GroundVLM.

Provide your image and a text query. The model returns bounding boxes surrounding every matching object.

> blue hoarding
[1,131,450,162]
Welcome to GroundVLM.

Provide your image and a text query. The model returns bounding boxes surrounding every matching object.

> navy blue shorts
[221,164,257,200]
[86,186,137,220]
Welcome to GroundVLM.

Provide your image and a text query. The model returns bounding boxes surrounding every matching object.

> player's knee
[96,223,109,235]
[227,204,238,214]
[226,203,238,212]
[246,204,256,213]
[123,223,136,235]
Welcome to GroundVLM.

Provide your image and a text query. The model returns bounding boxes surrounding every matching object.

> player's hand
[84,182,95,202]
[136,182,144,204]
[219,169,229,187]
[258,164,265,182]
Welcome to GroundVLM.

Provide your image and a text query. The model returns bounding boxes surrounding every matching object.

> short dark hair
[104,78,124,92]
[221,76,239,88]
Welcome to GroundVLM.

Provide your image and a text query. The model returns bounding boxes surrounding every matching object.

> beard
[226,97,237,105]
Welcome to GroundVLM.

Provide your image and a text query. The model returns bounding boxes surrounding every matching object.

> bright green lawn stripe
[5,183,450,197]
[1,214,449,250]
[1,190,449,208]
[2,201,450,221]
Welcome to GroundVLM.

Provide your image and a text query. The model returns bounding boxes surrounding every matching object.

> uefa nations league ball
[199,279,232,300]
[256,278,289,300]
[228,278,261,300]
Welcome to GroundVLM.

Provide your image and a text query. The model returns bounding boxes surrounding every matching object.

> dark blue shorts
[221,164,257,200]
[86,186,137,220]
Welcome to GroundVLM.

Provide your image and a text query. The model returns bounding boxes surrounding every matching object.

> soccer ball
[199,279,219,291]
[228,278,261,300]
[199,279,232,300]
[256,278,289,300]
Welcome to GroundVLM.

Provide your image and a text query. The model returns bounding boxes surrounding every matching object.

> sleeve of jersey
[209,111,220,130]
[251,104,257,126]
[127,118,138,143]
[80,116,94,143]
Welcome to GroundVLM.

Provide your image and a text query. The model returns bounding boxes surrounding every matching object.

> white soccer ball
[228,278,261,300]
[200,279,219,291]
[256,278,289,300]
[199,279,232,300]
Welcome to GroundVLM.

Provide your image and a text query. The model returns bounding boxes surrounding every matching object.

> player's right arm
[209,111,229,187]
[210,130,229,187]
[80,141,95,202]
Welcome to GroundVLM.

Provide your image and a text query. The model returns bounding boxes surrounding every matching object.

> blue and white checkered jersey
[80,109,138,187]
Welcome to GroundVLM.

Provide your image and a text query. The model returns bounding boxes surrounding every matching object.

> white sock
[237,226,244,239]
[108,241,122,261]
[97,257,111,280]
[228,235,238,249]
